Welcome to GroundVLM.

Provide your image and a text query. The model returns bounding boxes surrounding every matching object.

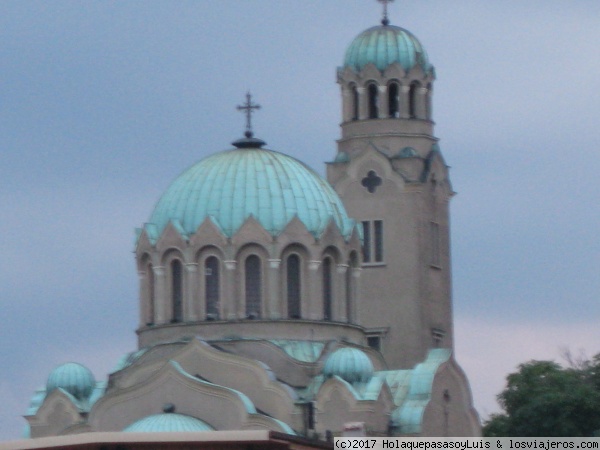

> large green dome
[148,146,356,239]
[344,25,431,73]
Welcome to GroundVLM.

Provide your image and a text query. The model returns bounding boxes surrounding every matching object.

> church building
[20,3,480,442]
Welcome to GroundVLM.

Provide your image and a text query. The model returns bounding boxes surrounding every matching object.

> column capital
[185,263,198,272]
[351,267,362,278]
[153,266,165,276]
[268,259,282,269]
[308,260,322,271]
[336,263,349,274]
[224,260,237,270]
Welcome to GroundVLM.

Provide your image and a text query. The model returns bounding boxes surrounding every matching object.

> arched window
[171,259,183,323]
[287,254,301,319]
[205,256,220,320]
[245,255,262,319]
[147,263,155,325]
[351,84,359,121]
[409,82,420,119]
[368,83,379,119]
[388,82,400,118]
[322,257,333,320]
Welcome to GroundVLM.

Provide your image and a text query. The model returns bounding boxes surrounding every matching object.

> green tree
[483,358,600,436]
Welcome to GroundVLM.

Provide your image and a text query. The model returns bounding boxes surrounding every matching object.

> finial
[237,92,261,139]
[163,403,176,413]
[377,0,394,26]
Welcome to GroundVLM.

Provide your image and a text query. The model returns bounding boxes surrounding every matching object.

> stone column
[224,260,237,320]
[400,85,410,119]
[267,259,282,319]
[426,87,433,120]
[307,260,322,320]
[357,87,367,120]
[417,87,428,119]
[378,85,389,119]
[336,264,349,322]
[341,86,351,122]
[138,270,148,327]
[185,263,199,322]
[153,266,167,324]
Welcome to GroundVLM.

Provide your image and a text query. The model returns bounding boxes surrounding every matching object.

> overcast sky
[1,0,600,441]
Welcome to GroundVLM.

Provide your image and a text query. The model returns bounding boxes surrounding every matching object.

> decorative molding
[268,259,281,269]
[336,264,349,274]
[308,260,322,271]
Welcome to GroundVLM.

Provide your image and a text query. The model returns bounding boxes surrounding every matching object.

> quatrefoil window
[361,170,382,193]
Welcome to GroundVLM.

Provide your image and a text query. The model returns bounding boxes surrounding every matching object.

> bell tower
[327,3,454,369]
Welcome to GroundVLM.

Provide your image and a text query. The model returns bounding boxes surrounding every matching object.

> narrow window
[368,83,378,119]
[147,263,155,325]
[171,259,183,323]
[430,222,441,267]
[374,220,384,262]
[322,258,333,320]
[388,82,400,118]
[245,255,262,319]
[287,254,301,319]
[351,85,359,121]
[362,221,371,263]
[409,82,420,119]
[205,256,220,320]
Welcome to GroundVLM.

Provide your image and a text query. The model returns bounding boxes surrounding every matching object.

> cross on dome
[377,0,395,26]
[237,92,261,138]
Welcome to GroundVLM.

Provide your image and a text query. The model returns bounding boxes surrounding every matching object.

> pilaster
[153,266,167,324]
[307,260,322,320]
[224,260,237,320]
[267,259,282,319]
[185,263,199,321]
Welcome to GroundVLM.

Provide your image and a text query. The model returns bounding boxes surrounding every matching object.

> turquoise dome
[344,25,431,73]
[46,362,95,400]
[323,348,374,384]
[124,413,214,432]
[148,147,356,239]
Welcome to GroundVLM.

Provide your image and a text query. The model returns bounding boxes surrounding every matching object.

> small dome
[124,413,214,432]
[344,25,431,73]
[148,147,356,239]
[46,362,96,400]
[323,348,374,384]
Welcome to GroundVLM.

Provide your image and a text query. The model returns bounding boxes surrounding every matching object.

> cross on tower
[237,92,261,138]
[377,0,395,26]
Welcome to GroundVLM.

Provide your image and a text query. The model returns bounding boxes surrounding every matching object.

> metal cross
[377,0,395,25]
[237,92,261,138]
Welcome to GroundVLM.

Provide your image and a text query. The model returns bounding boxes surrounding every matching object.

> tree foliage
[483,356,600,437]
